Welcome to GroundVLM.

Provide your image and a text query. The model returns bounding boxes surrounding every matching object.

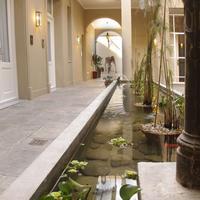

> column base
[176,131,200,189]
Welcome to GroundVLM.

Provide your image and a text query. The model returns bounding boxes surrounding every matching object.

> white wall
[96,42,122,78]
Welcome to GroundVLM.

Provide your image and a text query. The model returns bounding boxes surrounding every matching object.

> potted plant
[92,54,103,78]
[141,0,184,145]
[134,0,163,108]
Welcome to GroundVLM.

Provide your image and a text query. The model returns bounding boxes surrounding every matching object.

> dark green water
[70,84,177,198]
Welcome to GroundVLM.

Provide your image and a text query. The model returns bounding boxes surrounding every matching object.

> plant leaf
[120,184,141,200]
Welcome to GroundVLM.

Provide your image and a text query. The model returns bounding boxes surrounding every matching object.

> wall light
[77,36,81,44]
[153,38,158,46]
[180,43,184,48]
[35,11,42,27]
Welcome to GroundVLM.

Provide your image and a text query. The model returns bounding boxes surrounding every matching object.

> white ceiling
[78,0,140,9]
[92,18,121,29]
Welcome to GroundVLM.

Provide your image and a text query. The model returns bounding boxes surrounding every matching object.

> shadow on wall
[96,40,122,78]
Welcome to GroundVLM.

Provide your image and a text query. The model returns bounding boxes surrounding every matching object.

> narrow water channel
[69,84,177,199]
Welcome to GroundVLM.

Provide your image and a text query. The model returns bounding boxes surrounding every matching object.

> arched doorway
[96,31,122,78]
[84,18,122,80]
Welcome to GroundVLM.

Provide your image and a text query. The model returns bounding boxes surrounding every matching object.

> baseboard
[0,98,19,110]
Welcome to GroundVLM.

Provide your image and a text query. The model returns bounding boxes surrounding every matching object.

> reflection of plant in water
[67,160,88,175]
[109,137,129,148]
[40,177,91,200]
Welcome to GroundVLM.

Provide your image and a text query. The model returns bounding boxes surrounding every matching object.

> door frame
[47,0,56,92]
[0,0,18,109]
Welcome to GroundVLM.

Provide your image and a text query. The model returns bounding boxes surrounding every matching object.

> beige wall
[14,0,48,100]
[132,9,148,74]
[71,0,85,83]
[84,9,149,79]
[26,0,49,99]
[84,24,95,80]
[14,0,86,100]
[14,0,184,101]
[54,0,73,87]
[14,0,29,99]
[84,9,121,28]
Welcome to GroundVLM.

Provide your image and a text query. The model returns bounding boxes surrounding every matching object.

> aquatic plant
[123,170,138,180]
[66,160,88,175]
[120,184,141,200]
[109,137,129,148]
[40,177,91,200]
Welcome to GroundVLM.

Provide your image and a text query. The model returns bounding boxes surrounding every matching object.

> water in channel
[67,84,177,199]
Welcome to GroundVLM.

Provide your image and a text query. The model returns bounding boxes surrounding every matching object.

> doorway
[0,0,18,108]
[47,0,56,92]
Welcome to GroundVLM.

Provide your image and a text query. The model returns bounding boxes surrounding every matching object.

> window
[0,0,10,62]
[169,13,185,83]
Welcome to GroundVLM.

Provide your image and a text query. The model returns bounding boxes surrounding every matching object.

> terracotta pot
[92,71,97,79]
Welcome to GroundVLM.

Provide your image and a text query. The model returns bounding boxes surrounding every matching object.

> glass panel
[48,21,52,62]
[169,16,173,32]
[175,16,184,32]
[178,59,185,82]
[0,0,10,62]
[47,0,52,14]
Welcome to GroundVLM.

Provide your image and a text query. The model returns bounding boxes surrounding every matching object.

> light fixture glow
[153,38,158,46]
[180,43,184,48]
[35,11,42,27]
[77,36,81,44]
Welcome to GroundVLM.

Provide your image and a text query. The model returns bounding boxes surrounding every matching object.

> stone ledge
[0,81,117,200]
[138,162,200,200]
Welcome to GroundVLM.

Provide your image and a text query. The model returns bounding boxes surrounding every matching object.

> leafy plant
[92,54,103,70]
[120,184,141,200]
[123,170,138,180]
[132,56,145,96]
[40,178,91,200]
[143,0,163,106]
[66,160,88,175]
[109,137,129,148]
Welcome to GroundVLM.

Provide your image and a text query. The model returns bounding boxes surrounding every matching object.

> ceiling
[91,18,121,29]
[78,0,140,9]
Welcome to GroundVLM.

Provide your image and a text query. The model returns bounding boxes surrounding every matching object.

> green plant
[120,184,141,200]
[40,177,91,200]
[142,0,163,106]
[109,137,129,148]
[66,160,88,175]
[132,56,145,96]
[92,54,103,70]
[123,170,138,180]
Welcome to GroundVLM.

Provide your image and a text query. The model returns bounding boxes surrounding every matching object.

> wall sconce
[153,38,157,46]
[77,36,81,44]
[180,43,184,48]
[35,11,42,27]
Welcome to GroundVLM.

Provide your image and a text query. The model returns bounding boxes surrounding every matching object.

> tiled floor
[0,80,104,194]
[138,162,200,200]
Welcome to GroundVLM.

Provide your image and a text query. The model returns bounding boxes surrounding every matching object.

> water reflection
[74,84,177,198]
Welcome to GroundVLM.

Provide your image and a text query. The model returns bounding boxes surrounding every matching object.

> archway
[96,31,122,78]
[83,18,122,80]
